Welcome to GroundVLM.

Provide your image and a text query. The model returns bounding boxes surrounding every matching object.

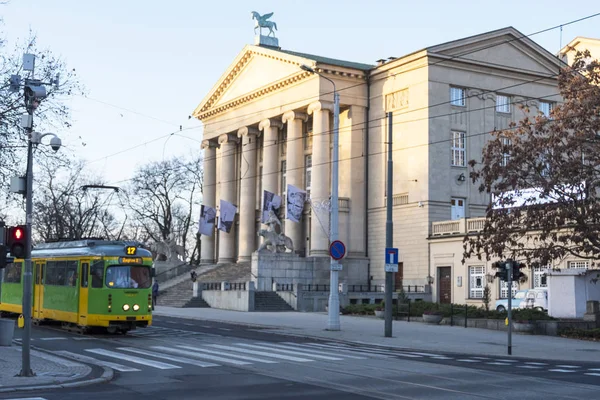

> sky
[1,0,599,189]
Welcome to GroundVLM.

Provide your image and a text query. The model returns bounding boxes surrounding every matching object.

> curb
[0,344,114,394]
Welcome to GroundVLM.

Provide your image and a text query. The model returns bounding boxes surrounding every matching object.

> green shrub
[512,308,555,321]
[559,328,600,341]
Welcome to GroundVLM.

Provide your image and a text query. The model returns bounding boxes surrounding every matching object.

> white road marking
[206,344,314,362]
[585,373,600,377]
[471,357,490,360]
[218,328,232,331]
[174,345,279,364]
[288,342,391,358]
[263,343,366,359]
[588,368,600,371]
[72,337,96,341]
[406,351,443,357]
[486,362,511,366]
[457,359,480,363]
[39,337,67,341]
[118,347,218,367]
[52,350,141,372]
[5,397,49,400]
[495,359,518,363]
[15,348,83,368]
[237,343,344,360]
[548,369,576,373]
[430,356,453,360]
[153,345,254,365]
[517,365,542,369]
[525,362,548,365]
[183,323,195,326]
[555,365,580,368]
[85,348,180,370]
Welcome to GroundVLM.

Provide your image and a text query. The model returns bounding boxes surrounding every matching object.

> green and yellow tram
[0,239,154,334]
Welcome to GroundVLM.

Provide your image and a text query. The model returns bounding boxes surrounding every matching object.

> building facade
[194,26,574,293]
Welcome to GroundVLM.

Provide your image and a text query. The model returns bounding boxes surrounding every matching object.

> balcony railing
[431,217,486,236]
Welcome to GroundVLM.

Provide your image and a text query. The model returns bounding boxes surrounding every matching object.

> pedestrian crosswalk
[48,341,376,372]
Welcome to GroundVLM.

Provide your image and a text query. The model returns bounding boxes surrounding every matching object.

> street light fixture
[301,64,341,331]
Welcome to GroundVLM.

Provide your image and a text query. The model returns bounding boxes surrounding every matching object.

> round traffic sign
[329,240,346,260]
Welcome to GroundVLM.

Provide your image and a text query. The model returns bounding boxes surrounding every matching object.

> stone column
[281,110,308,254]
[200,139,218,264]
[237,126,259,262]
[217,133,239,264]
[307,101,332,256]
[258,118,283,199]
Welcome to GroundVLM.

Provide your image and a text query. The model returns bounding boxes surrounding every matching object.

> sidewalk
[0,340,112,393]
[153,306,600,362]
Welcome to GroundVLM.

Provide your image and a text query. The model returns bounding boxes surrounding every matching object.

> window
[451,131,466,167]
[280,127,287,156]
[305,155,312,197]
[533,266,547,289]
[469,266,485,298]
[45,261,78,286]
[91,260,105,288]
[106,265,151,289]
[500,280,518,298]
[568,261,589,270]
[500,137,511,167]
[304,122,313,150]
[451,198,465,220]
[539,101,553,118]
[496,95,510,113]
[4,262,22,283]
[81,263,89,288]
[450,87,465,106]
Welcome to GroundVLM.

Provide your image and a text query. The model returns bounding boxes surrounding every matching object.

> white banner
[286,184,306,223]
[262,190,282,223]
[218,199,237,234]
[198,205,216,236]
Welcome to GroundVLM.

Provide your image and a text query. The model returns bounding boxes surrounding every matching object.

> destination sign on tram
[119,257,143,264]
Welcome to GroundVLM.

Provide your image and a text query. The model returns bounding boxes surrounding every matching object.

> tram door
[33,262,44,319]
[78,260,90,325]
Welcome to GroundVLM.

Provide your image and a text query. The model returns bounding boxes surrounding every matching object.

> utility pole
[506,260,513,355]
[384,112,393,338]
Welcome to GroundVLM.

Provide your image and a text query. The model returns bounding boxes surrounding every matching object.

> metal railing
[304,284,330,292]
[276,283,294,291]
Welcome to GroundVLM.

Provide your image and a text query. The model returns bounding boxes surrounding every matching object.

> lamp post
[300,64,341,331]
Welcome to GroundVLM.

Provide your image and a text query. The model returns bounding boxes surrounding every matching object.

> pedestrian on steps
[190,270,198,282]
[152,280,159,310]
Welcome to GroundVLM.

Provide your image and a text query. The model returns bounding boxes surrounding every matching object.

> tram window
[4,262,22,283]
[66,261,78,286]
[91,261,105,288]
[46,261,66,286]
[81,263,89,288]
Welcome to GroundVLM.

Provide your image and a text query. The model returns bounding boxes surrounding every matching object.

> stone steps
[254,291,294,312]
[183,297,210,308]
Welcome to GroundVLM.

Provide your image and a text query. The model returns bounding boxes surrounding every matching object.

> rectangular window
[469,266,485,299]
[280,127,287,156]
[106,265,151,289]
[450,87,465,106]
[81,263,89,288]
[533,266,547,289]
[451,131,466,167]
[568,261,589,270]
[500,280,518,298]
[496,95,510,113]
[90,260,105,288]
[501,137,511,167]
[304,122,313,151]
[539,101,553,118]
[4,262,22,283]
[305,155,312,197]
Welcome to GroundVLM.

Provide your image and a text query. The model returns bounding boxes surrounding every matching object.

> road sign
[385,248,398,264]
[385,263,398,273]
[330,240,346,261]
[330,263,343,271]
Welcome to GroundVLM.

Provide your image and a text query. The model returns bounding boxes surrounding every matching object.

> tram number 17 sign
[385,248,399,272]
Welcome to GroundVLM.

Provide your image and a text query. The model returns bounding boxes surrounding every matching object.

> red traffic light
[13,227,23,240]
[7,225,27,258]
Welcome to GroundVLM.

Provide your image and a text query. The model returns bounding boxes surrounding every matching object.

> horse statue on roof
[251,11,278,37]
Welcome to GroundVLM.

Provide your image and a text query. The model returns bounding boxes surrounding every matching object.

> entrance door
[78,260,90,326]
[438,267,452,304]
[451,198,465,220]
[33,262,44,319]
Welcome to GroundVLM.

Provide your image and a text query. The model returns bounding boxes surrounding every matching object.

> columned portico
[307,101,332,256]
[281,110,308,254]
[237,126,259,261]
[200,139,218,264]
[217,133,239,264]
[258,118,283,199]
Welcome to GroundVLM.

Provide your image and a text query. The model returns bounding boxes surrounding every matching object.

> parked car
[518,288,548,311]
[495,290,527,312]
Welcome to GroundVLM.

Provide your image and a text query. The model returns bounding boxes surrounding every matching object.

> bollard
[0,318,15,346]
[465,304,468,328]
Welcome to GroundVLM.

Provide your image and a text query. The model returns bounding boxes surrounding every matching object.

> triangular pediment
[193,45,316,120]
[427,27,563,75]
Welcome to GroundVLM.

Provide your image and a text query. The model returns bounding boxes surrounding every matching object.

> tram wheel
[106,326,118,334]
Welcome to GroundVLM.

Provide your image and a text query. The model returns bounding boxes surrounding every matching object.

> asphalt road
[2,315,600,400]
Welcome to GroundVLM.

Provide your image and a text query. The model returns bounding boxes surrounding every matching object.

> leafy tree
[463,51,600,267]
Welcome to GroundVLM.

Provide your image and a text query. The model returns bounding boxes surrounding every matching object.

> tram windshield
[105,265,151,289]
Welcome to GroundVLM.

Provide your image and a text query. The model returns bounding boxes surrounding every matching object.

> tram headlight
[122,304,130,311]
[133,304,140,311]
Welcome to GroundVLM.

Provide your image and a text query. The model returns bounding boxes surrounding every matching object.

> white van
[518,288,548,311]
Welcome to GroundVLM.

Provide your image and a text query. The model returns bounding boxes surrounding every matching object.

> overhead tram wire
[85,12,599,175]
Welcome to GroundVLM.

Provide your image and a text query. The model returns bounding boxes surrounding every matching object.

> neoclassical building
[194,26,577,292]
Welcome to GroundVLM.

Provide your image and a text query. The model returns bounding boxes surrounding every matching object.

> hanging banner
[262,190,282,223]
[198,205,216,236]
[218,199,237,233]
[286,184,306,223]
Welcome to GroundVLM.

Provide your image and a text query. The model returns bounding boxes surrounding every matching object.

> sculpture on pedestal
[149,234,185,263]
[251,11,277,37]
[257,210,293,253]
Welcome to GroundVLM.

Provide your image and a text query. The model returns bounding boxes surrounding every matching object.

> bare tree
[463,51,600,266]
[124,155,203,259]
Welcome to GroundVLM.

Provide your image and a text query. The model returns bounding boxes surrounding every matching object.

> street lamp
[301,64,341,331]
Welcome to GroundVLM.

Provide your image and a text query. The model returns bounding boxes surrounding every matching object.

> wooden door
[438,267,452,304]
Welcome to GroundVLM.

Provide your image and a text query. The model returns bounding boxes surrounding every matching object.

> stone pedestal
[254,35,279,49]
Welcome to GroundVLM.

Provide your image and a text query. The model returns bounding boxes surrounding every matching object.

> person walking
[152,280,159,310]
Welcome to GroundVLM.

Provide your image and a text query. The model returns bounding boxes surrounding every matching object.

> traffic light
[492,261,508,281]
[512,262,526,282]
[0,225,6,268]
[7,225,27,258]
